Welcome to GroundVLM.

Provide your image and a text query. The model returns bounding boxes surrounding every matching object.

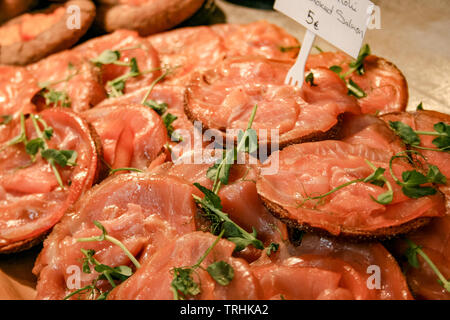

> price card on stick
[274,0,374,87]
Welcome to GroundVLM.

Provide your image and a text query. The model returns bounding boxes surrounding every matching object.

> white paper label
[274,0,375,58]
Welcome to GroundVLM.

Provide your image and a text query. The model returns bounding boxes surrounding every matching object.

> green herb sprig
[92,49,164,98]
[299,159,394,207]
[388,151,446,199]
[170,229,234,300]
[38,63,78,108]
[64,221,141,300]
[405,239,450,293]
[389,121,450,153]
[4,113,76,189]
[207,105,258,194]
[329,44,370,98]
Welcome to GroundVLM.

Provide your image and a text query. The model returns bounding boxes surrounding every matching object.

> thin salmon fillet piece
[393,215,450,300]
[74,30,161,96]
[0,109,98,253]
[83,103,168,171]
[211,20,300,60]
[306,51,408,115]
[252,233,412,300]
[0,65,40,117]
[33,174,198,300]
[185,56,360,148]
[257,140,445,238]
[27,50,106,112]
[108,232,260,300]
[148,26,226,84]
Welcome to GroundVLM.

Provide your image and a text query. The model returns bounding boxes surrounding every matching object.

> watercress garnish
[171,229,234,300]
[405,239,450,293]
[389,120,450,153]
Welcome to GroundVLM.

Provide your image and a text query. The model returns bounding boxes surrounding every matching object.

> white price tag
[274,0,375,58]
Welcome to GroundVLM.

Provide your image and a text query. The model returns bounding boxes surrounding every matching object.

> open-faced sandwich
[0,0,95,65]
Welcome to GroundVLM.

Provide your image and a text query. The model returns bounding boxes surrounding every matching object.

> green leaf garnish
[171,229,234,300]
[41,149,78,168]
[266,242,280,256]
[305,72,317,86]
[143,100,168,116]
[0,115,12,125]
[388,151,445,199]
[193,183,264,252]
[206,261,234,286]
[329,65,343,74]
[348,44,371,75]
[405,239,450,293]
[389,121,421,146]
[64,221,142,300]
[90,50,121,66]
[347,79,367,98]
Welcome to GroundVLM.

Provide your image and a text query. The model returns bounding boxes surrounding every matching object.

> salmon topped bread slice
[33,174,198,300]
[251,233,412,300]
[256,115,446,238]
[382,110,450,212]
[83,103,168,172]
[108,232,260,300]
[185,56,361,148]
[0,109,99,253]
[0,1,96,65]
[306,51,408,115]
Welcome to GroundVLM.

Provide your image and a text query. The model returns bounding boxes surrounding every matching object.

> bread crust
[0,0,96,65]
[259,193,437,241]
[95,0,205,36]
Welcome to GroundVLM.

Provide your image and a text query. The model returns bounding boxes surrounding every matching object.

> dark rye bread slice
[95,0,205,36]
[256,135,446,241]
[184,56,361,149]
[0,0,95,65]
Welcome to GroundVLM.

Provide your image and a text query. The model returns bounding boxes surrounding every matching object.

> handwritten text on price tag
[274,0,375,58]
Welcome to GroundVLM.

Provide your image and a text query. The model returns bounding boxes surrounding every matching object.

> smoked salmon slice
[185,56,360,148]
[148,26,226,84]
[393,215,450,300]
[108,232,260,300]
[0,66,40,117]
[27,50,106,112]
[83,103,168,171]
[306,51,408,115]
[211,20,300,60]
[74,30,161,96]
[257,139,445,238]
[0,109,98,253]
[253,233,412,300]
[33,174,198,300]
